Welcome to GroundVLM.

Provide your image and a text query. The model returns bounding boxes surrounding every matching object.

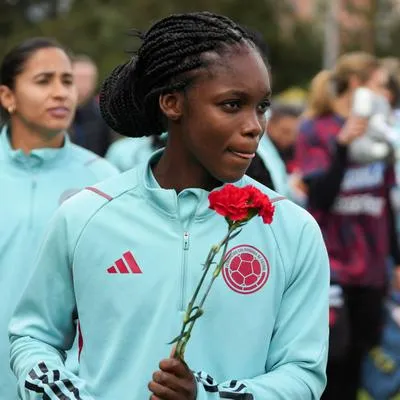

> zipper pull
[183,232,190,250]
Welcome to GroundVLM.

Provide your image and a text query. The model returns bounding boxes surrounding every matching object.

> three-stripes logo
[107,251,142,274]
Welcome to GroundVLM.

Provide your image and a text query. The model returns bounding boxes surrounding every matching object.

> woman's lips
[230,150,256,160]
[47,107,70,118]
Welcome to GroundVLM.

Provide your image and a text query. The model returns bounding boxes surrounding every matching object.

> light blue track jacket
[257,134,289,197]
[9,150,329,400]
[0,126,118,400]
[105,136,154,172]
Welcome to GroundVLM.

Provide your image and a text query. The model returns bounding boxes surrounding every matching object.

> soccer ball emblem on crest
[222,245,269,294]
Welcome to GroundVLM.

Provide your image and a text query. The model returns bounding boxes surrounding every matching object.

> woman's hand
[337,116,369,146]
[392,267,400,292]
[149,357,197,400]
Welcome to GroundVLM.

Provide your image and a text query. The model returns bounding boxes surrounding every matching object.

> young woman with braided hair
[9,12,329,399]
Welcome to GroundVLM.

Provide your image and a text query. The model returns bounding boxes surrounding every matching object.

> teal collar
[140,150,244,220]
[0,125,70,169]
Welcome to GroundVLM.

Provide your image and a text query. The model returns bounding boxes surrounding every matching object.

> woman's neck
[9,118,64,154]
[152,136,220,193]
[332,92,352,119]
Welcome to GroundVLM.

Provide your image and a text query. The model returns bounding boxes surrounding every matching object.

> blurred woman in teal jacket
[0,37,118,399]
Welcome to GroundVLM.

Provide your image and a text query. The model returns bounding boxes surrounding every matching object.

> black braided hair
[99,11,259,137]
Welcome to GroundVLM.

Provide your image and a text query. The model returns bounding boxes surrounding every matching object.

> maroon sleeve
[296,118,348,211]
[295,119,332,179]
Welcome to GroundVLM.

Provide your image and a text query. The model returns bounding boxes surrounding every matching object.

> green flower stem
[184,247,217,322]
[173,224,238,360]
[197,227,234,308]
[173,247,217,358]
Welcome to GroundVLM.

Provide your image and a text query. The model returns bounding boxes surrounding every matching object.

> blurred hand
[337,116,369,146]
[393,267,400,291]
[289,173,308,196]
[148,357,197,400]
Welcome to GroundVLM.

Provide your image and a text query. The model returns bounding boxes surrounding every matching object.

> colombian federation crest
[222,245,269,294]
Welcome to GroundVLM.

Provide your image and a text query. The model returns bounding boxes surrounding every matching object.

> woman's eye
[258,100,271,113]
[222,100,241,112]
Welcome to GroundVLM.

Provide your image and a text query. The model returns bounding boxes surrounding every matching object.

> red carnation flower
[209,184,275,225]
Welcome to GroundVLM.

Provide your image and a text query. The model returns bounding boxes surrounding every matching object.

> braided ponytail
[100,12,255,137]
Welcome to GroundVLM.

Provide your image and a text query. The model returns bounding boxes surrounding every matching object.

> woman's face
[167,45,271,185]
[267,115,299,151]
[2,47,77,136]
[366,67,389,97]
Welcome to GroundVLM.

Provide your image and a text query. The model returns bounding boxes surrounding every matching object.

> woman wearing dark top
[296,52,400,400]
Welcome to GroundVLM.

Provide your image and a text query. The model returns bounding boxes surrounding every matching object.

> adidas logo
[107,251,142,274]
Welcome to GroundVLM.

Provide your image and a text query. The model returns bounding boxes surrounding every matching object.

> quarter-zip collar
[140,150,245,221]
[0,125,69,169]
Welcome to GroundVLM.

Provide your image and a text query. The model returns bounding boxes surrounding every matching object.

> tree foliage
[1,0,323,93]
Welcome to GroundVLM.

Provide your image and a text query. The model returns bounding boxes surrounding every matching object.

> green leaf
[184,306,200,322]
[168,333,185,345]
[229,229,243,241]
[185,315,201,324]
[202,261,216,271]
[186,309,204,323]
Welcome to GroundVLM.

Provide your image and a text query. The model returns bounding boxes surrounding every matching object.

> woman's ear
[159,92,184,121]
[0,85,15,113]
